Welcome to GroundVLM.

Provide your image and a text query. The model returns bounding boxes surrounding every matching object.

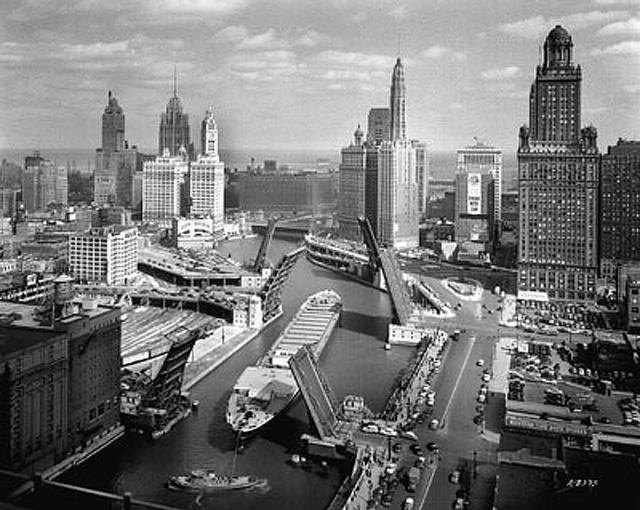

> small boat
[167,470,266,493]
[191,400,200,411]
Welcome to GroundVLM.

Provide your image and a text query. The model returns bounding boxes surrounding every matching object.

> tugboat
[167,470,266,493]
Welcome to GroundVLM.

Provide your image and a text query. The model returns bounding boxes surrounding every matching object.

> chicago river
[61,237,414,510]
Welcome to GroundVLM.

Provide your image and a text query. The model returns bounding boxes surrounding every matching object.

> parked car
[449,470,460,484]
[476,359,485,367]
[427,442,439,452]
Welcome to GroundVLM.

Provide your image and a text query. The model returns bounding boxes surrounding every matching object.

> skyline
[1,0,639,152]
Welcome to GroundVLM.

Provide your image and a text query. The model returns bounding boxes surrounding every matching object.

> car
[379,426,398,437]
[402,497,415,510]
[449,470,460,484]
[400,430,419,441]
[477,394,486,403]
[429,418,439,430]
[385,462,398,475]
[361,424,379,434]
[392,442,403,453]
[476,359,485,367]
[414,456,426,469]
[479,387,488,396]
[411,444,424,456]
[482,373,491,383]
[473,414,484,425]
[452,497,466,510]
[475,404,485,413]
[427,442,439,452]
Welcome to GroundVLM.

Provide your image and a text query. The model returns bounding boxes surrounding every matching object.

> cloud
[157,0,249,14]
[450,102,464,111]
[592,40,640,55]
[597,16,640,36]
[295,29,331,48]
[62,40,130,59]
[351,11,367,23]
[388,5,407,20]
[422,45,467,61]
[481,66,520,80]
[623,84,640,93]
[237,28,288,50]
[498,10,629,39]
[213,25,249,44]
[316,50,393,69]
[593,0,640,5]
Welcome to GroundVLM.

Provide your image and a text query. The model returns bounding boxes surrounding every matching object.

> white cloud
[316,50,393,69]
[295,29,331,48]
[351,11,367,23]
[62,40,129,58]
[450,102,464,111]
[593,0,640,5]
[592,40,640,55]
[388,5,407,20]
[597,16,640,36]
[481,66,520,80]
[422,45,466,61]
[623,84,640,92]
[498,10,629,39]
[237,28,288,50]
[157,0,249,14]
[213,25,249,44]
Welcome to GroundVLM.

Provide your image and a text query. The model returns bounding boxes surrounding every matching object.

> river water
[59,237,413,510]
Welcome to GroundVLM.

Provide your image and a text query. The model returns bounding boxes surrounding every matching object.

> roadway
[389,264,509,510]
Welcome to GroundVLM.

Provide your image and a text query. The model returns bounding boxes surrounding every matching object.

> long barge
[226,290,342,435]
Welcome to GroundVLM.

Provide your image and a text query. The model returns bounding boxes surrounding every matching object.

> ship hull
[226,290,342,435]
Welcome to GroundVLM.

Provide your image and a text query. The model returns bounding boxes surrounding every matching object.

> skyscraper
[158,74,191,157]
[413,140,430,218]
[101,90,124,156]
[518,25,599,303]
[377,58,419,248]
[600,139,640,282]
[189,108,225,238]
[142,149,188,223]
[338,125,367,240]
[456,139,502,225]
[22,153,68,213]
[94,91,141,207]
[367,108,390,146]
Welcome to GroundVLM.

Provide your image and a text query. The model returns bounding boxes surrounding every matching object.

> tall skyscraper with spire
[518,26,599,304]
[102,91,124,156]
[158,71,191,157]
[390,58,406,142]
[189,108,225,238]
[376,58,419,248]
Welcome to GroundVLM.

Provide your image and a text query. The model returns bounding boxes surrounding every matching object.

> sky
[0,0,639,154]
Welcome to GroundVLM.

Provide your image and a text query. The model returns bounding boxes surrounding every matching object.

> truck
[406,466,421,492]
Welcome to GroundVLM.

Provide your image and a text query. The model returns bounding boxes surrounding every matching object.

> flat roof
[0,324,61,357]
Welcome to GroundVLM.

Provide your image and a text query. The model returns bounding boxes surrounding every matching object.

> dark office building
[0,300,122,473]
[367,107,390,146]
[600,139,640,283]
[238,171,337,214]
[518,25,599,303]
[159,80,190,157]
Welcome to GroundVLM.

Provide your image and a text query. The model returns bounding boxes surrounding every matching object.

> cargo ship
[226,290,342,435]
[304,234,379,288]
[167,469,266,493]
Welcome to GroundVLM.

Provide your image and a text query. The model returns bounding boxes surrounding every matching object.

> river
[58,237,414,510]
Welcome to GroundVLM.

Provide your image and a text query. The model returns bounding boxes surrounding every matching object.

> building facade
[337,125,367,240]
[518,25,599,303]
[189,109,225,238]
[0,302,122,473]
[68,226,138,285]
[600,139,640,282]
[238,171,337,214]
[158,82,190,157]
[142,150,188,223]
[94,92,143,207]
[367,108,390,146]
[23,154,68,213]
[414,141,430,219]
[457,140,502,224]
[376,58,419,249]
[454,171,495,243]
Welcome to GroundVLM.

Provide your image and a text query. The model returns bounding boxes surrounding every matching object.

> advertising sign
[467,173,482,214]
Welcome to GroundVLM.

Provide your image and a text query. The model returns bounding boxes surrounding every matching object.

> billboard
[467,173,482,214]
